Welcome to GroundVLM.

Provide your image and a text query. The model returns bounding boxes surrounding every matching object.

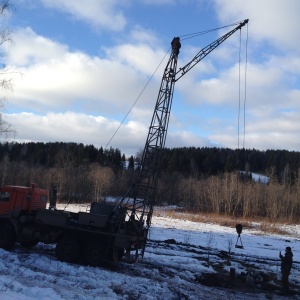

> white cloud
[40,0,127,31]
[4,111,148,156]
[2,25,178,155]
[105,42,167,76]
[2,0,300,154]
[4,110,214,156]
[212,109,300,151]
[5,27,68,66]
[214,0,300,52]
[6,19,300,153]
[129,26,158,44]
[5,27,164,115]
[176,59,285,108]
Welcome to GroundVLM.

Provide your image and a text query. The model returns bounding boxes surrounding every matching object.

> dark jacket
[280,251,293,274]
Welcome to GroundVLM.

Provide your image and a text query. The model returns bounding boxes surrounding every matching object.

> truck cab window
[0,192,10,202]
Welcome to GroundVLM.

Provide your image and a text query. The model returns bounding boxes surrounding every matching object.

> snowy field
[0,205,299,300]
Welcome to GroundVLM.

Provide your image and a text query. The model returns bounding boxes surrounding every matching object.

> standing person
[279,246,293,295]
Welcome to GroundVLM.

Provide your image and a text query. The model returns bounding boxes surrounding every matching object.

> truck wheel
[55,236,80,263]
[0,224,16,251]
[83,241,107,266]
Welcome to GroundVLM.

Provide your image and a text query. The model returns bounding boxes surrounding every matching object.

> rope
[234,29,242,220]
[238,29,242,151]
[243,25,249,149]
[179,20,246,41]
[235,21,249,221]
[235,20,249,220]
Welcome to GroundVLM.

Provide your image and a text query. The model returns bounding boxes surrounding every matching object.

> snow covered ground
[0,205,299,300]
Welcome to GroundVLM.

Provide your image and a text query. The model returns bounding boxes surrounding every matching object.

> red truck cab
[0,184,48,217]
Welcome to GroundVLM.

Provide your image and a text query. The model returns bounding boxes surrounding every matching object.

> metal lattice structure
[116,20,248,258]
[123,37,181,225]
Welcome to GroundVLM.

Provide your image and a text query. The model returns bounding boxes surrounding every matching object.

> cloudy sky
[1,0,300,157]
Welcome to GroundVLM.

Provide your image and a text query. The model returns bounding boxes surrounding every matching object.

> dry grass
[258,222,291,235]
[153,207,294,236]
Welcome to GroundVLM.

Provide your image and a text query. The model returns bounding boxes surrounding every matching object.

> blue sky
[1,0,300,156]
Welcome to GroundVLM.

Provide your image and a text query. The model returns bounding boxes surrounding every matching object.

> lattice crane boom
[175,19,248,82]
[117,19,248,259]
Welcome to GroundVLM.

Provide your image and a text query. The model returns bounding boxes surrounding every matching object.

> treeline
[0,142,299,222]
[157,172,300,222]
[0,142,125,169]
[161,147,300,182]
[1,142,300,179]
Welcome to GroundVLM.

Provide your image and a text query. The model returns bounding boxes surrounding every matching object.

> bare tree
[90,164,115,201]
[0,0,15,139]
[0,153,9,185]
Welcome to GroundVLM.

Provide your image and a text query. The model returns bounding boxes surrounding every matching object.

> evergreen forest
[1,141,299,222]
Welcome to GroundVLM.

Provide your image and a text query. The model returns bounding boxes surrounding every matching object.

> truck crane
[0,19,248,265]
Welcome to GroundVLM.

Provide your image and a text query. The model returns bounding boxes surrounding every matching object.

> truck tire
[0,224,17,251]
[55,236,81,263]
[83,240,107,266]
